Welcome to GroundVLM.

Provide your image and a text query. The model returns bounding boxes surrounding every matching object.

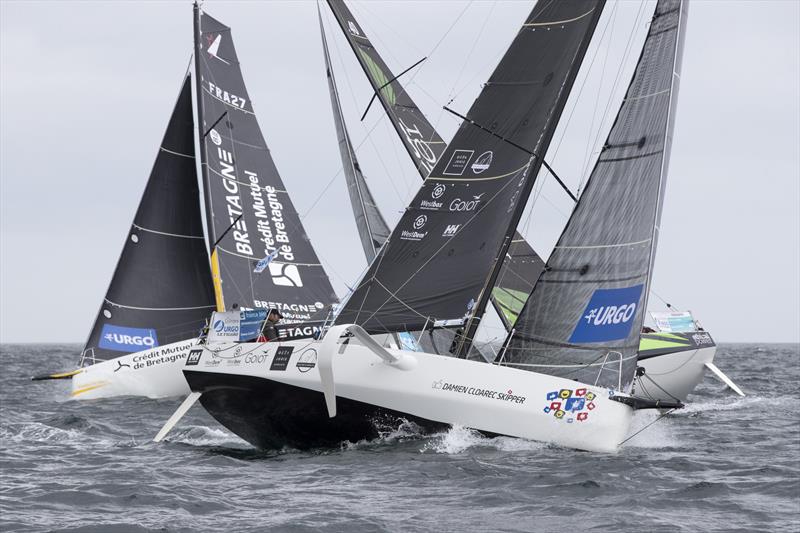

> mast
[193,1,214,252]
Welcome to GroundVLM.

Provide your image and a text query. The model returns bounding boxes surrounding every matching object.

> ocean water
[1,343,798,532]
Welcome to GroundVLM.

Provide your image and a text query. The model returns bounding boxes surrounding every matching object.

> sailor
[259,308,283,342]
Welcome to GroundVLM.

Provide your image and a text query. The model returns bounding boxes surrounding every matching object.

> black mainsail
[194,9,337,336]
[325,0,546,329]
[81,77,215,364]
[319,8,390,263]
[335,1,604,337]
[500,0,687,392]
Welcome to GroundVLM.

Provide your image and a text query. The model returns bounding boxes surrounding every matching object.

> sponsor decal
[401,215,428,241]
[398,118,437,175]
[130,341,194,370]
[442,224,460,237]
[99,324,158,353]
[244,352,268,364]
[543,388,596,423]
[270,346,294,371]
[209,129,222,146]
[296,349,317,373]
[186,349,203,366]
[240,310,268,341]
[443,149,474,176]
[692,332,713,346]
[420,184,445,210]
[432,380,526,404]
[113,360,131,373]
[449,193,484,212]
[268,263,304,287]
[471,151,493,174]
[569,285,644,343]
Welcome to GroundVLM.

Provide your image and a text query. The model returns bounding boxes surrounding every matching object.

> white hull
[179,325,633,453]
[71,339,198,400]
[636,344,717,402]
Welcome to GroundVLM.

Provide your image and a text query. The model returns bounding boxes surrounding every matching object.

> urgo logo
[569,285,644,343]
[98,324,159,353]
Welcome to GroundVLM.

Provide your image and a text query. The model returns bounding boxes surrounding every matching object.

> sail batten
[502,0,688,391]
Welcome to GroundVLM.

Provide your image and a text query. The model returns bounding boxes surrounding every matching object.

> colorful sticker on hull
[543,388,596,423]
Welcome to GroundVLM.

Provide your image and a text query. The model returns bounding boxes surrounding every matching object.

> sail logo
[449,193,484,212]
[443,149,474,176]
[98,324,159,353]
[209,129,222,146]
[268,263,304,287]
[569,285,644,343]
[207,82,247,109]
[432,183,446,199]
[471,151,493,174]
[347,21,360,36]
[401,215,428,241]
[442,224,460,237]
[205,34,230,65]
[398,119,437,175]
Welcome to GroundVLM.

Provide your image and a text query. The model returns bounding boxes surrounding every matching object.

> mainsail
[194,9,337,336]
[335,1,604,336]
[501,0,687,392]
[82,77,215,363]
[319,8,390,262]
[325,0,546,328]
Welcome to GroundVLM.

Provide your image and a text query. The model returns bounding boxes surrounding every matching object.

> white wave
[166,425,250,448]
[621,410,680,449]
[680,394,766,415]
[420,425,545,454]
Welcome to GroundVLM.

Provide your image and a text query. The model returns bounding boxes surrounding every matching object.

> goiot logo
[449,193,484,212]
[569,284,644,343]
[209,129,222,146]
[98,324,159,353]
[471,151,493,174]
[432,183,446,199]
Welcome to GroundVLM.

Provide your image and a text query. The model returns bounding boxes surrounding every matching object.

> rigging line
[580,1,651,187]
[443,106,577,202]
[325,16,412,207]
[640,372,682,403]
[359,56,427,121]
[202,111,228,139]
[618,407,678,447]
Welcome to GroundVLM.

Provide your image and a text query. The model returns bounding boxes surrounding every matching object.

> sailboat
[38,4,338,400]
[323,0,739,402]
[158,0,652,453]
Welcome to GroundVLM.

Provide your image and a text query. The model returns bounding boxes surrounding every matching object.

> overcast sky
[1,0,798,344]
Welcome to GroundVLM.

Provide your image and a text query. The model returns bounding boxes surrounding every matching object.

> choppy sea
[1,343,798,532]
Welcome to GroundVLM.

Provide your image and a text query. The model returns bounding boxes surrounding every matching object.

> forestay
[194,9,337,338]
[82,77,215,364]
[335,1,604,335]
[501,0,687,392]
[326,0,546,329]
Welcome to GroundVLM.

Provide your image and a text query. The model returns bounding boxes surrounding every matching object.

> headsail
[194,8,337,337]
[319,8,390,263]
[335,1,604,336]
[82,77,215,364]
[501,0,688,392]
[325,0,545,329]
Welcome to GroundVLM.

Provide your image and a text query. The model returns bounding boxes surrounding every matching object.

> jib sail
[325,0,545,329]
[81,77,215,364]
[335,1,604,336]
[501,0,688,392]
[319,8,389,263]
[194,8,337,338]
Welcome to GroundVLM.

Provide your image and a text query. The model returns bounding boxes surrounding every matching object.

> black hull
[184,370,448,450]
